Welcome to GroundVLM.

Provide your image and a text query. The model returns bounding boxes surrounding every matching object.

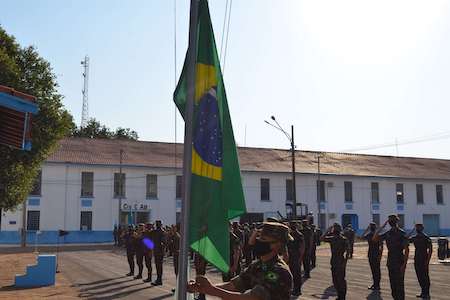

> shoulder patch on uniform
[265,271,279,282]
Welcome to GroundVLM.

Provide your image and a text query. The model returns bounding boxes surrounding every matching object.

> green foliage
[0,26,73,210]
[71,118,139,140]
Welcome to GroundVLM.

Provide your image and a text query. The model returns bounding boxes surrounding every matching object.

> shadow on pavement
[367,290,384,300]
[150,293,174,300]
[79,281,148,298]
[0,285,35,291]
[77,277,133,291]
[87,284,154,299]
[311,285,337,299]
[73,275,127,286]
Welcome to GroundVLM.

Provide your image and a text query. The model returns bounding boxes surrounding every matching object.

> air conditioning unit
[327,182,334,188]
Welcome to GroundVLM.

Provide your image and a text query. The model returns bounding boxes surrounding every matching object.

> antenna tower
[80,56,89,127]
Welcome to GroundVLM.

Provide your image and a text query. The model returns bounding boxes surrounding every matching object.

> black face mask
[254,240,273,257]
[416,227,423,233]
[369,226,376,232]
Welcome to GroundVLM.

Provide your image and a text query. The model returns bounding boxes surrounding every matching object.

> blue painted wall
[0,231,113,244]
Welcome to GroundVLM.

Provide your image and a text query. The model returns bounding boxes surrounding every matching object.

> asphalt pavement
[59,248,450,300]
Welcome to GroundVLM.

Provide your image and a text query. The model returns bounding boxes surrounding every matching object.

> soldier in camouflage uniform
[374,214,409,300]
[188,222,293,300]
[150,220,166,286]
[321,223,350,300]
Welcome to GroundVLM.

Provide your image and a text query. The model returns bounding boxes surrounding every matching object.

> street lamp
[265,116,298,218]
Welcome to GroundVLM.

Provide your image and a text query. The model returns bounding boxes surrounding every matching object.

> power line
[222,0,233,74]
[219,0,229,63]
[338,131,450,153]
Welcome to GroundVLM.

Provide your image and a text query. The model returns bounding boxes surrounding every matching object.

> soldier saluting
[361,222,383,291]
[187,222,293,300]
[409,223,432,299]
[373,214,409,300]
[320,223,349,300]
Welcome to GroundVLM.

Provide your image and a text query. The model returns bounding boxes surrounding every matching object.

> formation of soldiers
[115,220,180,287]
[114,214,433,300]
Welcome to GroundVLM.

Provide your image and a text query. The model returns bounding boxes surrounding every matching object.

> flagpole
[176,0,199,299]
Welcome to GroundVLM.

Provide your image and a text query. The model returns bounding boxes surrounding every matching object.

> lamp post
[265,116,297,218]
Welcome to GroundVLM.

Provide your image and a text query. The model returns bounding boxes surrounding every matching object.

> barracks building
[1,137,450,244]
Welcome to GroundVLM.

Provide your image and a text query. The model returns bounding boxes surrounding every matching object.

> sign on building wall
[121,203,150,212]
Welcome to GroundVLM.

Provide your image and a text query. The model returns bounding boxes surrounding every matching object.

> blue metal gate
[423,214,440,236]
[341,214,359,230]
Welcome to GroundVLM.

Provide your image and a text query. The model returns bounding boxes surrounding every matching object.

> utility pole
[291,125,297,218]
[118,149,123,226]
[265,117,298,218]
[316,153,322,229]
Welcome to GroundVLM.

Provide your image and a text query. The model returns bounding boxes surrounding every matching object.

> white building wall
[2,161,450,244]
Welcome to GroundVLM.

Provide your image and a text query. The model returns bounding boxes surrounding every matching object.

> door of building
[341,214,358,230]
[135,212,149,224]
[423,214,440,236]
[318,213,327,230]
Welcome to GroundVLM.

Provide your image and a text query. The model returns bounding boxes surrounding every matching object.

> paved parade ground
[1,245,450,299]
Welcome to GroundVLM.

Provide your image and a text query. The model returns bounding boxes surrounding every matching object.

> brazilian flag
[174,0,246,273]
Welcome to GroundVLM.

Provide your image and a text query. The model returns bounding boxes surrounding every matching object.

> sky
[2,0,450,159]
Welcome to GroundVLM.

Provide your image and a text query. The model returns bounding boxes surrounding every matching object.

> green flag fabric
[174,0,246,273]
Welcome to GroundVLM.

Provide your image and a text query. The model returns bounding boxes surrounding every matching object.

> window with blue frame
[114,173,126,198]
[416,184,424,205]
[396,183,404,204]
[316,180,326,202]
[286,179,293,202]
[29,170,42,196]
[260,178,270,201]
[27,210,40,231]
[146,174,158,199]
[80,211,92,231]
[371,182,379,203]
[81,172,94,197]
[436,185,444,205]
[176,175,183,199]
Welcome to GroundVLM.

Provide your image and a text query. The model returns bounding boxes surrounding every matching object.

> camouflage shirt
[231,255,293,300]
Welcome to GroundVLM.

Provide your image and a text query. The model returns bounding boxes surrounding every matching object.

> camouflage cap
[388,214,400,221]
[261,222,293,243]
[266,217,279,223]
[332,222,342,232]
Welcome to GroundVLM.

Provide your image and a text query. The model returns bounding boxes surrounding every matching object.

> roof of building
[47,138,450,180]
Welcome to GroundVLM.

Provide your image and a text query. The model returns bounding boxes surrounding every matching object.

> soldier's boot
[151,278,163,286]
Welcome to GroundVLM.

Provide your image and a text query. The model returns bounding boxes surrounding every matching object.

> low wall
[0,231,113,244]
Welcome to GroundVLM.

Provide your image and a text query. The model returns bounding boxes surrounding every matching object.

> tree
[0,26,73,210]
[71,118,139,140]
